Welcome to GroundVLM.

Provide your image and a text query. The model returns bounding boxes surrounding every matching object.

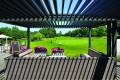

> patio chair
[10,41,32,57]
[88,48,107,57]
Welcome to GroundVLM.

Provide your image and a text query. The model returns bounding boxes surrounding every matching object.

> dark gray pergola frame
[107,21,117,57]
[0,0,119,57]
[0,1,119,79]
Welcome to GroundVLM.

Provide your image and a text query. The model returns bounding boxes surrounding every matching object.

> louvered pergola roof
[0,0,120,28]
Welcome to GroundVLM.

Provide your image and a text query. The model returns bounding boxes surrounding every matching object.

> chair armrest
[19,49,32,57]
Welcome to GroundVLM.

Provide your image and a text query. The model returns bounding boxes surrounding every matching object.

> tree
[13,27,27,39]
[79,29,88,37]
[91,28,97,37]
[64,31,72,36]
[57,31,62,36]
[34,32,44,40]
[64,28,88,37]
[0,27,12,36]
[96,26,107,37]
[64,26,107,37]
[39,28,56,38]
[31,32,44,41]
[0,27,27,40]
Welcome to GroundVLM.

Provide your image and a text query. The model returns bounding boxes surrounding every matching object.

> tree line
[0,26,111,41]
[64,26,107,37]
[0,27,27,39]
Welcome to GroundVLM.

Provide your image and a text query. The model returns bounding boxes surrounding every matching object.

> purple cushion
[34,46,47,53]
[52,48,64,53]
[20,45,27,52]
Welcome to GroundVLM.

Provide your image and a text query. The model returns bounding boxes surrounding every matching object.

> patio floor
[0,53,12,71]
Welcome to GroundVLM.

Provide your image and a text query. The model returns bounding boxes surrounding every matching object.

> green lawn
[20,36,107,57]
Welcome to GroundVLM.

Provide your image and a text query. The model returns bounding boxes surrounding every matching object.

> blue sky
[50,0,92,14]
[50,0,79,14]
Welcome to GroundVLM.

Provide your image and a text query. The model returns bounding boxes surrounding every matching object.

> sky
[49,0,93,14]
[50,0,79,14]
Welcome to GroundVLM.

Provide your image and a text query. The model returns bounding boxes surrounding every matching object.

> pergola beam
[0,17,115,22]
[44,0,53,17]
[53,0,58,17]
[1,0,120,19]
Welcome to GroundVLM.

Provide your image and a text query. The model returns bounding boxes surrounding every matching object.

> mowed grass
[28,36,107,57]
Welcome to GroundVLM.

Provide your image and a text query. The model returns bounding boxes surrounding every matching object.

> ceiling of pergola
[0,0,120,28]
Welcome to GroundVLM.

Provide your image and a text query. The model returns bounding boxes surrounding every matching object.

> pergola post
[88,27,92,49]
[111,21,117,57]
[27,27,30,49]
[107,21,112,57]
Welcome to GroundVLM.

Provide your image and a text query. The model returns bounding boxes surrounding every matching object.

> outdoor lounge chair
[88,48,108,57]
[4,57,115,80]
[10,41,32,57]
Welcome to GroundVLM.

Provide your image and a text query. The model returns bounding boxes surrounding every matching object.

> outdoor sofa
[3,48,115,80]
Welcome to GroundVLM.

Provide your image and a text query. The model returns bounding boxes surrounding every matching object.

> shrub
[31,32,44,41]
